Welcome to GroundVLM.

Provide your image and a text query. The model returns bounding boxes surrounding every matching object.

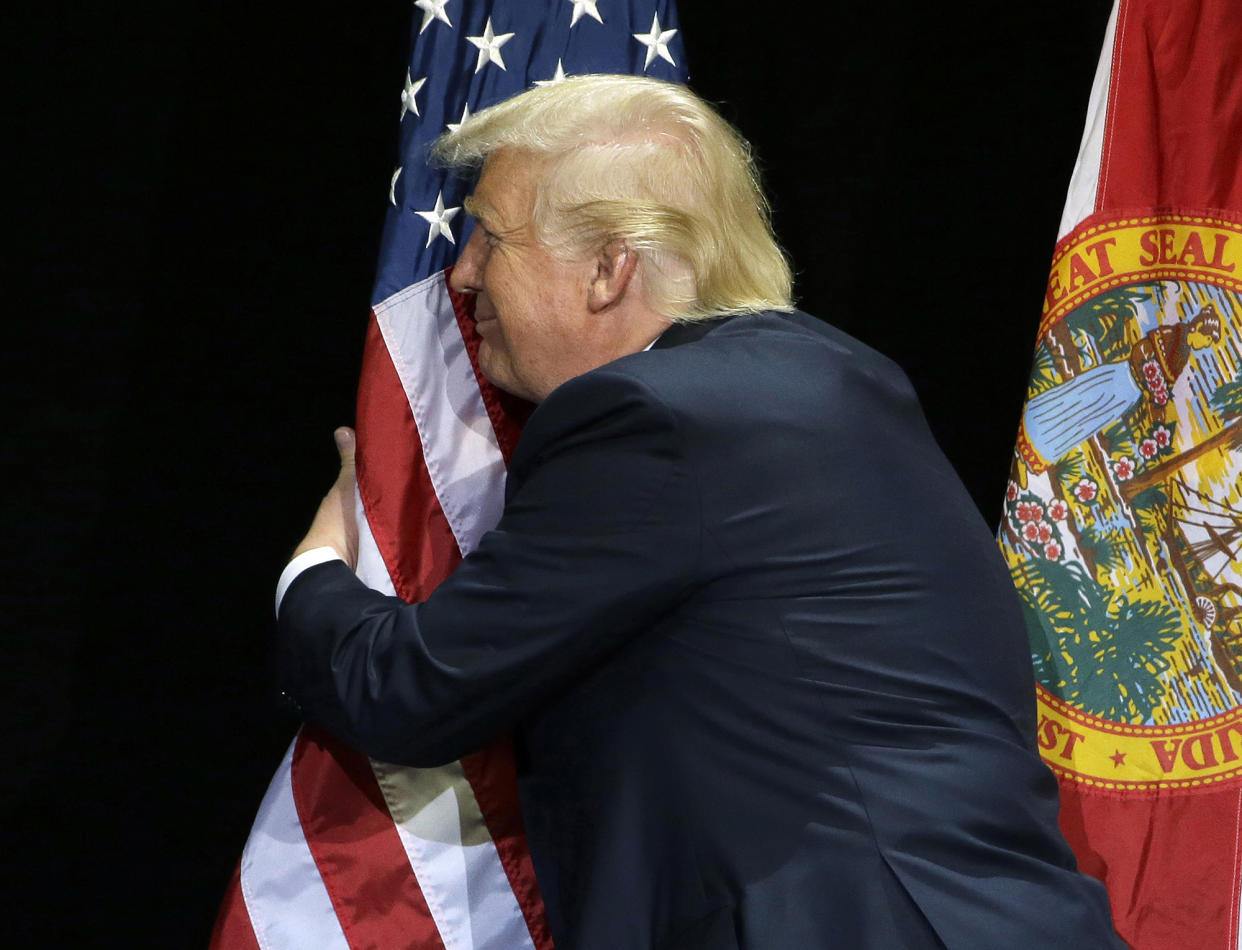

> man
[278,76,1126,948]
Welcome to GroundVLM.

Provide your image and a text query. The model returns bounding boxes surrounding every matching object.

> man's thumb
[334,426,356,465]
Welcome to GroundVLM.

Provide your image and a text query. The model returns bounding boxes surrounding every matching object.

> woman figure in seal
[1021,302,1222,468]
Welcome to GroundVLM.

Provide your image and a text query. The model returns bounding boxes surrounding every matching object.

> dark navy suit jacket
[278,311,1126,949]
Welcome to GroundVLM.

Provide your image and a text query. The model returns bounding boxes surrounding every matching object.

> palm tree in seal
[1012,557,1183,723]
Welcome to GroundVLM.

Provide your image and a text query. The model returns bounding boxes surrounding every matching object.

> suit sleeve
[277,370,700,766]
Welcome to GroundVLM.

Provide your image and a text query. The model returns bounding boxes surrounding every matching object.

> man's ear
[587,239,638,313]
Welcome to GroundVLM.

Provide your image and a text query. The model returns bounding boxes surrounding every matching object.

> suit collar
[651,315,735,351]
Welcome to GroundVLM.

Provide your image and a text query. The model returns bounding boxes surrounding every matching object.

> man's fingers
[334,426,356,466]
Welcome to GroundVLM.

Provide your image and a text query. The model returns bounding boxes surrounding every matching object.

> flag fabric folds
[211,2,685,947]
[1002,2,1242,948]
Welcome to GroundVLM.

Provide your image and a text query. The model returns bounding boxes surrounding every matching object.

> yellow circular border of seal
[1029,211,1242,793]
[1037,686,1242,791]
[1037,213,1242,337]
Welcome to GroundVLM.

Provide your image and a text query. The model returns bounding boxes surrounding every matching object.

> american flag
[211,2,685,947]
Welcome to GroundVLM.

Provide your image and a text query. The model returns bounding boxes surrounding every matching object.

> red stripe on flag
[359,278,551,947]
[446,269,530,466]
[208,861,262,950]
[1097,0,1242,215]
[292,727,446,950]
[356,311,463,602]
[1058,780,1242,950]
[461,739,555,950]
[442,268,550,947]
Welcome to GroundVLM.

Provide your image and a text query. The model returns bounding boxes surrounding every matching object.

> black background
[9,1,1113,945]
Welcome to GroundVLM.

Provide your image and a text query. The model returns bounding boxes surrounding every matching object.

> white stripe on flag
[239,740,350,950]
[355,454,528,949]
[373,272,507,558]
[373,759,539,950]
[1057,0,1121,240]
[355,486,398,597]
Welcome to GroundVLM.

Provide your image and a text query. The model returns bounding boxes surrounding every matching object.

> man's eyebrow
[464,194,520,238]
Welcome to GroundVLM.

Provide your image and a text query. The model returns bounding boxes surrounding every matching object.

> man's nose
[449,228,485,294]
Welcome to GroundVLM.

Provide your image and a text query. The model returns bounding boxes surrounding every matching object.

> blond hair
[432,75,793,321]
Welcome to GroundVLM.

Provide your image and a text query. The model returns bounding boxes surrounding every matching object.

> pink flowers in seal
[1016,501,1044,524]
[1009,490,1071,562]
[1142,359,1170,406]
[1073,478,1098,502]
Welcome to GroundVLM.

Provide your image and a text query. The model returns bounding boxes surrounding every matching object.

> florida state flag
[1002,2,1242,947]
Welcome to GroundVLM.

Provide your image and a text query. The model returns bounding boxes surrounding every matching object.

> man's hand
[293,427,360,570]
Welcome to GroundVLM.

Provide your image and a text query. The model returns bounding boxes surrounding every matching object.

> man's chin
[482,367,540,404]
[478,350,519,399]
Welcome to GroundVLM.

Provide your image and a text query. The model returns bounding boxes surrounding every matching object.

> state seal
[1002,212,1242,793]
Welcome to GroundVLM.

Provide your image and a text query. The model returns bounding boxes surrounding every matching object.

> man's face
[448,149,596,403]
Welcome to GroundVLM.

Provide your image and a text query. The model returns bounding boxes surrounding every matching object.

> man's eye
[482,229,500,247]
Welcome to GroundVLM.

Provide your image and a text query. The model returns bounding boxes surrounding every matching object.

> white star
[466,17,515,73]
[401,71,426,120]
[633,13,677,70]
[390,167,402,206]
[446,103,472,134]
[534,59,568,86]
[415,191,461,247]
[568,0,603,27]
[414,0,453,34]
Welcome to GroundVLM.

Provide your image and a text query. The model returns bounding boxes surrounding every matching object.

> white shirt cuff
[276,547,344,617]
